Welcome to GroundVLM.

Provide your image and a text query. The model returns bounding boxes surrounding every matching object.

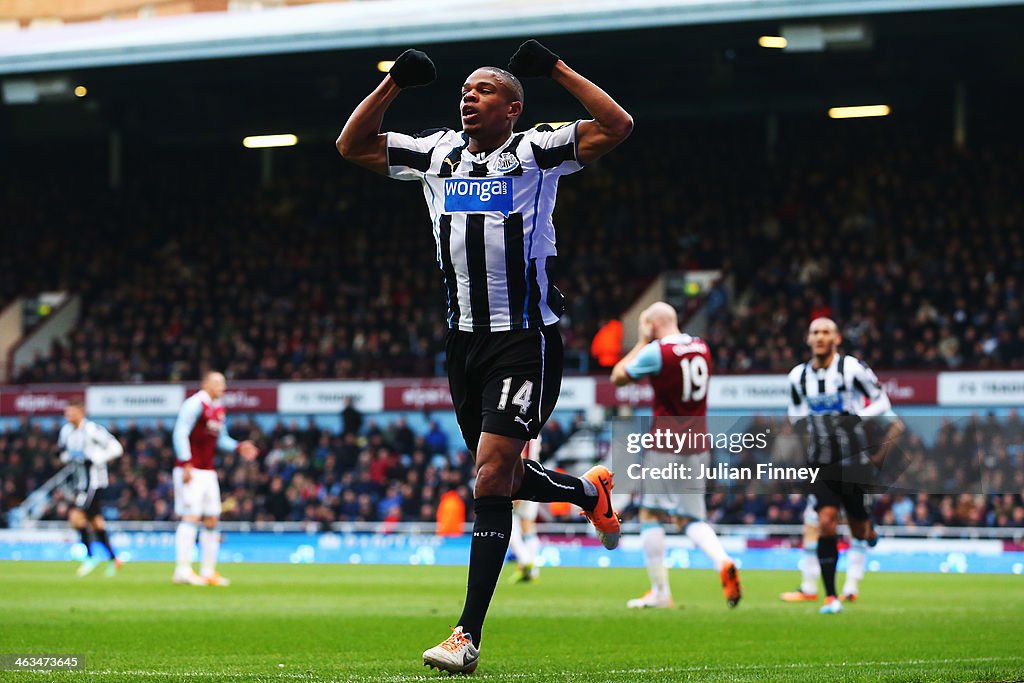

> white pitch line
[606,654,1024,675]
[381,656,1024,682]
[83,672,320,680]
[79,655,1024,682]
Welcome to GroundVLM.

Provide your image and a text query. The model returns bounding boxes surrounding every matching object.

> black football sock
[79,528,93,557]
[513,460,597,509]
[95,528,116,560]
[818,535,839,598]
[456,496,513,647]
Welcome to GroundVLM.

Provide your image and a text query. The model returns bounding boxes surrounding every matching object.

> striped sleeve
[386,128,449,180]
[787,366,808,420]
[86,421,123,464]
[851,359,896,419]
[527,121,584,176]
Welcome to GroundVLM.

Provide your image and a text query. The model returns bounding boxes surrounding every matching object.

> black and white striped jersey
[386,122,584,332]
[58,420,123,491]
[787,354,895,466]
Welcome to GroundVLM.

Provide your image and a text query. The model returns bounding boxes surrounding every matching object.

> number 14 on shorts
[497,378,533,414]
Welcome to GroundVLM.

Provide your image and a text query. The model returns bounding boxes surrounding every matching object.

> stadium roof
[0,0,1020,75]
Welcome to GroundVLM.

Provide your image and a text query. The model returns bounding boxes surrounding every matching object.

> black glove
[388,49,436,88]
[508,39,559,78]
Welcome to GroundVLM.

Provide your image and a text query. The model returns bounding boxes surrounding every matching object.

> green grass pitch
[1,561,1022,682]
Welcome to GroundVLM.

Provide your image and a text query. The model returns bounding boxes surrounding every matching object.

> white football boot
[627,589,674,609]
[422,626,480,674]
[172,568,208,586]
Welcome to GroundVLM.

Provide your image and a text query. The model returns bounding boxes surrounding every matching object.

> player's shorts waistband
[446,321,560,338]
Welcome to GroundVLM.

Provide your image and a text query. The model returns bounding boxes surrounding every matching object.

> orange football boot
[720,560,742,608]
[580,465,620,549]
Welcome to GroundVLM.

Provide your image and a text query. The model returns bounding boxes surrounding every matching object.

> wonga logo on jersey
[444,178,513,215]
[807,393,844,415]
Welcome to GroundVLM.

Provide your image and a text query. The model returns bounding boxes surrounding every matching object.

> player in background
[787,318,904,614]
[172,371,258,586]
[779,495,869,603]
[508,437,542,583]
[58,398,124,577]
[611,302,741,609]
[338,38,631,673]
[780,496,822,601]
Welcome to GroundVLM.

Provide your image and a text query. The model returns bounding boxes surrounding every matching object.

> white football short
[639,451,710,521]
[173,466,222,518]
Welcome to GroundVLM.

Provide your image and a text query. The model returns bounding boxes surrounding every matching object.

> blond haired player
[611,302,741,609]
[172,371,258,586]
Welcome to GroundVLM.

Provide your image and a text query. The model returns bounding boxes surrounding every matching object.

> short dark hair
[480,66,524,105]
[66,397,85,409]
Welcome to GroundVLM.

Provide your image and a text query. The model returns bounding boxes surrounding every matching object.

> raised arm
[508,40,633,165]
[611,340,651,386]
[611,316,655,386]
[553,63,633,164]
[336,49,436,175]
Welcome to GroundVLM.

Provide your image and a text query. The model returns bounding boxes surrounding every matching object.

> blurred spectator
[591,319,624,368]
[435,485,466,537]
[424,421,448,456]
[341,398,363,437]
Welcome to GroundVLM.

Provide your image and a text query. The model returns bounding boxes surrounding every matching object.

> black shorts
[74,488,104,518]
[446,324,563,454]
[812,463,875,521]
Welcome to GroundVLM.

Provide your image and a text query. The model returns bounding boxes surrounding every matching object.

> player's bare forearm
[336,77,401,174]
[552,61,633,164]
[870,418,906,468]
[611,339,649,386]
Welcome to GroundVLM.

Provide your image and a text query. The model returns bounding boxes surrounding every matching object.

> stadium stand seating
[6,119,1022,382]
[3,117,1022,529]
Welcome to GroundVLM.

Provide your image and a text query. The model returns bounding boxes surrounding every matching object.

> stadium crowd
[4,116,1022,533]
[6,119,1023,382]
[705,128,1024,373]
[0,412,576,528]
[1,411,1022,530]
